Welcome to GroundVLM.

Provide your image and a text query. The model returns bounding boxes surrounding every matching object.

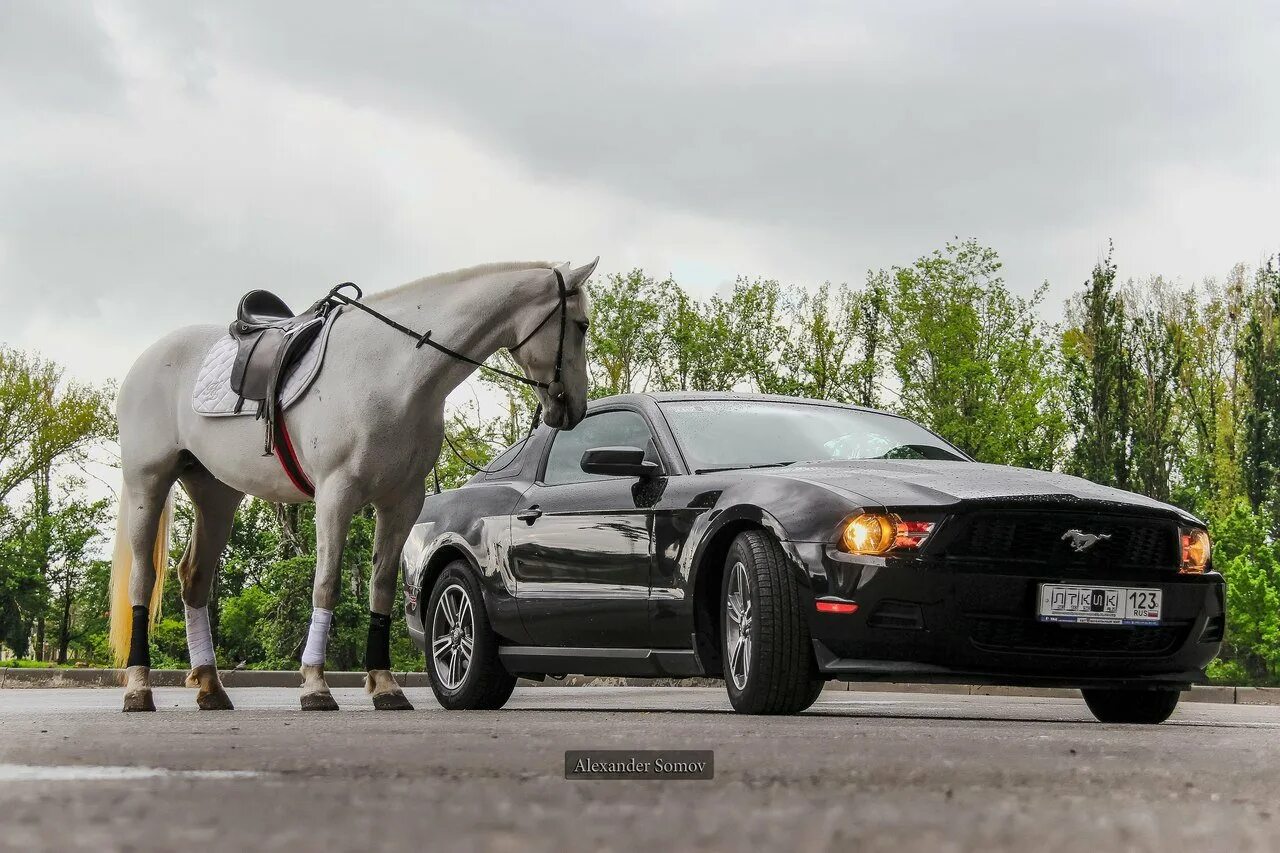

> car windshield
[659,400,967,471]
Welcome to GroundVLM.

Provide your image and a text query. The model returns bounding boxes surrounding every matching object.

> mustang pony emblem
[1061,529,1112,552]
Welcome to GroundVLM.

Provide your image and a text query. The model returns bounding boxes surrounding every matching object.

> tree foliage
[6,243,1280,685]
[886,241,1066,469]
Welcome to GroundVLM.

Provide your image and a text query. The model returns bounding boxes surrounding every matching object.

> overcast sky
[2,1,1278,386]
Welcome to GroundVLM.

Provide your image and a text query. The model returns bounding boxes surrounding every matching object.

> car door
[509,408,662,648]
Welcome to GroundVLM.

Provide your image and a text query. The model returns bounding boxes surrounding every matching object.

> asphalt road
[1,686,1277,853]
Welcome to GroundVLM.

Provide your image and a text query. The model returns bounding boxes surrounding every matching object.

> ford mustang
[403,393,1223,723]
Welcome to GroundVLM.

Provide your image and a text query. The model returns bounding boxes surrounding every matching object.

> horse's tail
[108,486,173,667]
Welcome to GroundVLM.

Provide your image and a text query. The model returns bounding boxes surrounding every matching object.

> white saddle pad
[191,310,341,417]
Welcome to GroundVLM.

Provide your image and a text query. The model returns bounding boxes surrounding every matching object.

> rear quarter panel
[407,482,531,643]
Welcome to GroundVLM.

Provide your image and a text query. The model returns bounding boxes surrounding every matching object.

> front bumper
[796,542,1225,688]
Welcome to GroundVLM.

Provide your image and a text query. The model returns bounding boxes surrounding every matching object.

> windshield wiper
[694,461,796,474]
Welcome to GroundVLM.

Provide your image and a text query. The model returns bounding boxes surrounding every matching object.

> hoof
[197,688,235,711]
[300,692,339,711]
[372,691,415,711]
[123,690,156,712]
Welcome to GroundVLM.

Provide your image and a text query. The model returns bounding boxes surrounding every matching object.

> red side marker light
[816,600,858,614]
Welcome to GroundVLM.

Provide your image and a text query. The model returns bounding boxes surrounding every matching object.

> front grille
[969,617,1184,655]
[943,511,1179,571]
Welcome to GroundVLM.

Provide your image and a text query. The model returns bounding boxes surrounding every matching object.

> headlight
[841,513,935,555]
[1179,526,1211,574]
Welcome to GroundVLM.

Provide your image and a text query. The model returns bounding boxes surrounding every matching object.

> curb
[0,668,427,690]
[2,668,1277,704]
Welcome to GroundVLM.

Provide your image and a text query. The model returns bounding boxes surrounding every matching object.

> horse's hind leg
[121,469,180,712]
[364,485,424,711]
[177,466,243,710]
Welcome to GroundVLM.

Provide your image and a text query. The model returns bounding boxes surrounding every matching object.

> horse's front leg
[299,483,359,711]
[364,486,424,711]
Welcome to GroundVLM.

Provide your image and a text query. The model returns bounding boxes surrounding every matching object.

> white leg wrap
[184,604,216,670]
[301,607,333,667]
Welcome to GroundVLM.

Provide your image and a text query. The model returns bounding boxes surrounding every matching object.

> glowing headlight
[841,513,935,555]
[1179,527,1211,574]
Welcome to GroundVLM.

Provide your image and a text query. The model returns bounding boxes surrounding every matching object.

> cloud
[1,0,1278,387]
[0,3,124,113]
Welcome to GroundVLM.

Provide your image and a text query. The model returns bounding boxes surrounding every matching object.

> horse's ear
[565,256,599,288]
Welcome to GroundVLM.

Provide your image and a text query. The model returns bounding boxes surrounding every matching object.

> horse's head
[508,258,597,430]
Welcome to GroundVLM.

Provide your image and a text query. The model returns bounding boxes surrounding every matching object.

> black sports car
[403,392,1222,723]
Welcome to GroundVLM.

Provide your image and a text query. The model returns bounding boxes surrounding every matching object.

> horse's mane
[366,260,558,303]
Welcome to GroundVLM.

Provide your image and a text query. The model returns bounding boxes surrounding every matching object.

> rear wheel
[722,530,824,715]
[1081,687,1181,724]
[425,561,516,710]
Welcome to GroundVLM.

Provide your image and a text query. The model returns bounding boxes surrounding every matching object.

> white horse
[108,259,595,711]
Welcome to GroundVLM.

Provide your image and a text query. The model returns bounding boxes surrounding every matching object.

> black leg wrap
[127,605,151,668]
[364,611,392,671]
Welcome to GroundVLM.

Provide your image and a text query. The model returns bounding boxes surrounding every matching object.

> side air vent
[1199,615,1225,643]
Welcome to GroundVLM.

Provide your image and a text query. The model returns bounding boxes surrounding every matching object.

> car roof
[586,390,898,418]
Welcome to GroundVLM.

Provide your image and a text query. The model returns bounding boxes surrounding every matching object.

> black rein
[320,269,578,482]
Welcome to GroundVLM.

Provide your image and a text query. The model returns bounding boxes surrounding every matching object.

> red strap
[273,413,315,498]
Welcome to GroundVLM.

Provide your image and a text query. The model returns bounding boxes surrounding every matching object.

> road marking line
[0,764,262,782]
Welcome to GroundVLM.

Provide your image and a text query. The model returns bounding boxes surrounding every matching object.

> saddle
[229,289,334,454]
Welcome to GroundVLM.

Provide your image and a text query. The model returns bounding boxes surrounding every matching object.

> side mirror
[580,446,659,479]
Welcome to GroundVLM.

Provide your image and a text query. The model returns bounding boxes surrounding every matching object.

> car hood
[767,460,1197,520]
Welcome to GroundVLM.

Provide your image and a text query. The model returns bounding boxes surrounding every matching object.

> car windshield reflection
[658,400,967,471]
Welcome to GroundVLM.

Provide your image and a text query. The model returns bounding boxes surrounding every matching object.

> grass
[0,659,79,669]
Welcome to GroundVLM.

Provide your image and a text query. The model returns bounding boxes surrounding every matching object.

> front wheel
[1081,687,1181,724]
[425,561,516,710]
[721,530,824,715]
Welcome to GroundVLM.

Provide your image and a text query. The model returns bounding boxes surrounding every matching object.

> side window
[542,410,655,486]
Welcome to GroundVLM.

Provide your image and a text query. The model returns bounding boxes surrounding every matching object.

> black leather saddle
[229,289,334,453]
[236,290,301,330]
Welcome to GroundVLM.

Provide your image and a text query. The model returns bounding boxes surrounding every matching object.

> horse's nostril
[548,381,565,400]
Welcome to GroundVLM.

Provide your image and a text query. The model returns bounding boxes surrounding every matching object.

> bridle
[506,267,580,403]
[321,268,581,479]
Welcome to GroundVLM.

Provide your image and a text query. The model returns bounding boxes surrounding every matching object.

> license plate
[1037,584,1162,626]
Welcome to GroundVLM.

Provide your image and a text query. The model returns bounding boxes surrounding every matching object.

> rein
[320,269,578,483]
[323,269,576,391]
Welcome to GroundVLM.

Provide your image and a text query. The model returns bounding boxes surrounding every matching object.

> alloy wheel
[431,583,475,690]
[725,560,753,690]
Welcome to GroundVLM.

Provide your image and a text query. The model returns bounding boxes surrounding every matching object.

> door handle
[516,506,542,524]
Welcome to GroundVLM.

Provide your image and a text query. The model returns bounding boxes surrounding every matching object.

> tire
[425,561,516,710]
[721,530,824,715]
[1081,687,1181,724]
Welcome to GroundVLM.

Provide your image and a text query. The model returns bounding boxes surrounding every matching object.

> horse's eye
[577,320,590,334]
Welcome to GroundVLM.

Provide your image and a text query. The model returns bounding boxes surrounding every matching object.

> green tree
[0,347,114,659]
[1208,499,1280,682]
[1124,277,1189,502]
[770,283,863,401]
[44,489,111,662]
[587,270,666,396]
[1173,266,1249,515]
[851,272,890,408]
[1241,257,1280,525]
[884,240,1067,468]
[654,284,744,392]
[1064,245,1133,489]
